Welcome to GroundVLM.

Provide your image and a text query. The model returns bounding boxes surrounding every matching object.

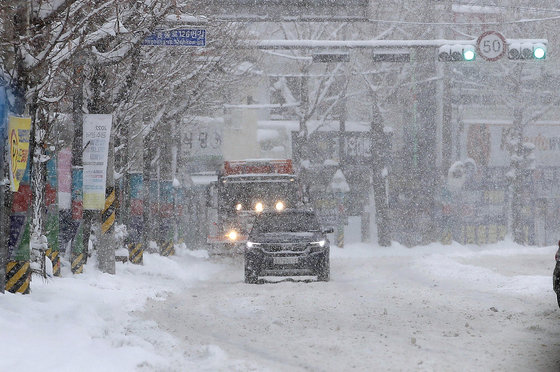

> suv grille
[261,243,308,253]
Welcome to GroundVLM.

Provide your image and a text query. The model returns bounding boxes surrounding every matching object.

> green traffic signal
[438,45,476,62]
[534,45,546,59]
[463,49,475,61]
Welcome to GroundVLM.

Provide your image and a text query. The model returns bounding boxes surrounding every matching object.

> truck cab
[207,159,304,253]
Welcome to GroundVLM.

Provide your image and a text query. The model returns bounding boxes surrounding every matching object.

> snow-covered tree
[0,0,176,275]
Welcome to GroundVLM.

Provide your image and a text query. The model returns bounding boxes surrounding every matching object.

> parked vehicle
[553,240,560,307]
[244,208,333,283]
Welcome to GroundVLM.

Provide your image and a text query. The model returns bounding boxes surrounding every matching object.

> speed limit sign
[476,31,507,61]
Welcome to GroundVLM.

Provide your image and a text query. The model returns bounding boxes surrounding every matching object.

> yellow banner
[8,116,31,192]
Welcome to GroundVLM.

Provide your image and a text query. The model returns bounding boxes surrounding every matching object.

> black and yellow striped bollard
[6,261,31,294]
[46,248,61,276]
[71,252,85,274]
[128,243,144,265]
[160,241,175,257]
[102,187,116,236]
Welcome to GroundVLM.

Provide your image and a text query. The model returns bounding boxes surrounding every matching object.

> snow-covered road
[142,242,560,372]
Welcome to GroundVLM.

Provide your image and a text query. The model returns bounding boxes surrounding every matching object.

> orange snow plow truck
[207,159,305,253]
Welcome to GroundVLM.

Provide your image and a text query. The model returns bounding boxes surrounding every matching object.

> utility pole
[88,42,117,273]
[409,0,438,245]
[370,93,391,247]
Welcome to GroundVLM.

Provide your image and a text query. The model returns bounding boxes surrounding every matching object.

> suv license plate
[274,256,298,265]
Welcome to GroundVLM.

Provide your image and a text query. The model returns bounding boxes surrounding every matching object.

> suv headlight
[310,240,325,247]
[275,201,285,211]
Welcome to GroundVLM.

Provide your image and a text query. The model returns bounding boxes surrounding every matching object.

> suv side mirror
[323,227,334,234]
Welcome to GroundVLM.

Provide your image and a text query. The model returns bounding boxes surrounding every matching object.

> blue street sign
[143,29,206,47]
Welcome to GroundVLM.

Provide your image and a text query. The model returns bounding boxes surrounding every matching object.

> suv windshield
[252,211,320,234]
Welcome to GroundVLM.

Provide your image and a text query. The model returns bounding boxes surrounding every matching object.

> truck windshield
[220,181,299,210]
[252,212,320,234]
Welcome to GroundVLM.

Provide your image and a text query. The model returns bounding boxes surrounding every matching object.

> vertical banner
[83,114,112,210]
[45,157,60,275]
[57,147,72,209]
[8,116,31,192]
[9,167,31,261]
[71,168,83,220]
[58,147,74,254]
[70,167,84,274]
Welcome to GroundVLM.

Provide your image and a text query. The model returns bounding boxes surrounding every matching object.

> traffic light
[438,44,476,62]
[507,41,547,60]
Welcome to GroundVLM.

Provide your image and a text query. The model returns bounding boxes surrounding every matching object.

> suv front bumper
[245,247,328,277]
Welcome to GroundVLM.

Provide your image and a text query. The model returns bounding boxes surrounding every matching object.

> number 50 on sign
[476,31,507,61]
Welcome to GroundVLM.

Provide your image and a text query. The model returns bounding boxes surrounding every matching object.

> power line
[370,14,560,26]
[214,14,560,26]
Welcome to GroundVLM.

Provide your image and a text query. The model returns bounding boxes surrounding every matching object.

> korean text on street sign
[8,116,31,192]
[143,29,206,47]
[83,114,112,210]
[476,31,507,61]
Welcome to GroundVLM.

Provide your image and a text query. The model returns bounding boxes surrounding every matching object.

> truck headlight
[275,201,285,211]
[227,230,238,241]
[255,202,264,213]
[235,203,243,211]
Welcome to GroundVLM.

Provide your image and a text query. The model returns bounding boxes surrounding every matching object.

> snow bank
[0,247,221,372]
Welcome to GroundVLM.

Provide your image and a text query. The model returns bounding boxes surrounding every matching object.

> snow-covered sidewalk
[0,246,222,371]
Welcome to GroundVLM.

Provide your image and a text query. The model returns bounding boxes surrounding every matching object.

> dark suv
[553,240,560,307]
[244,209,333,283]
